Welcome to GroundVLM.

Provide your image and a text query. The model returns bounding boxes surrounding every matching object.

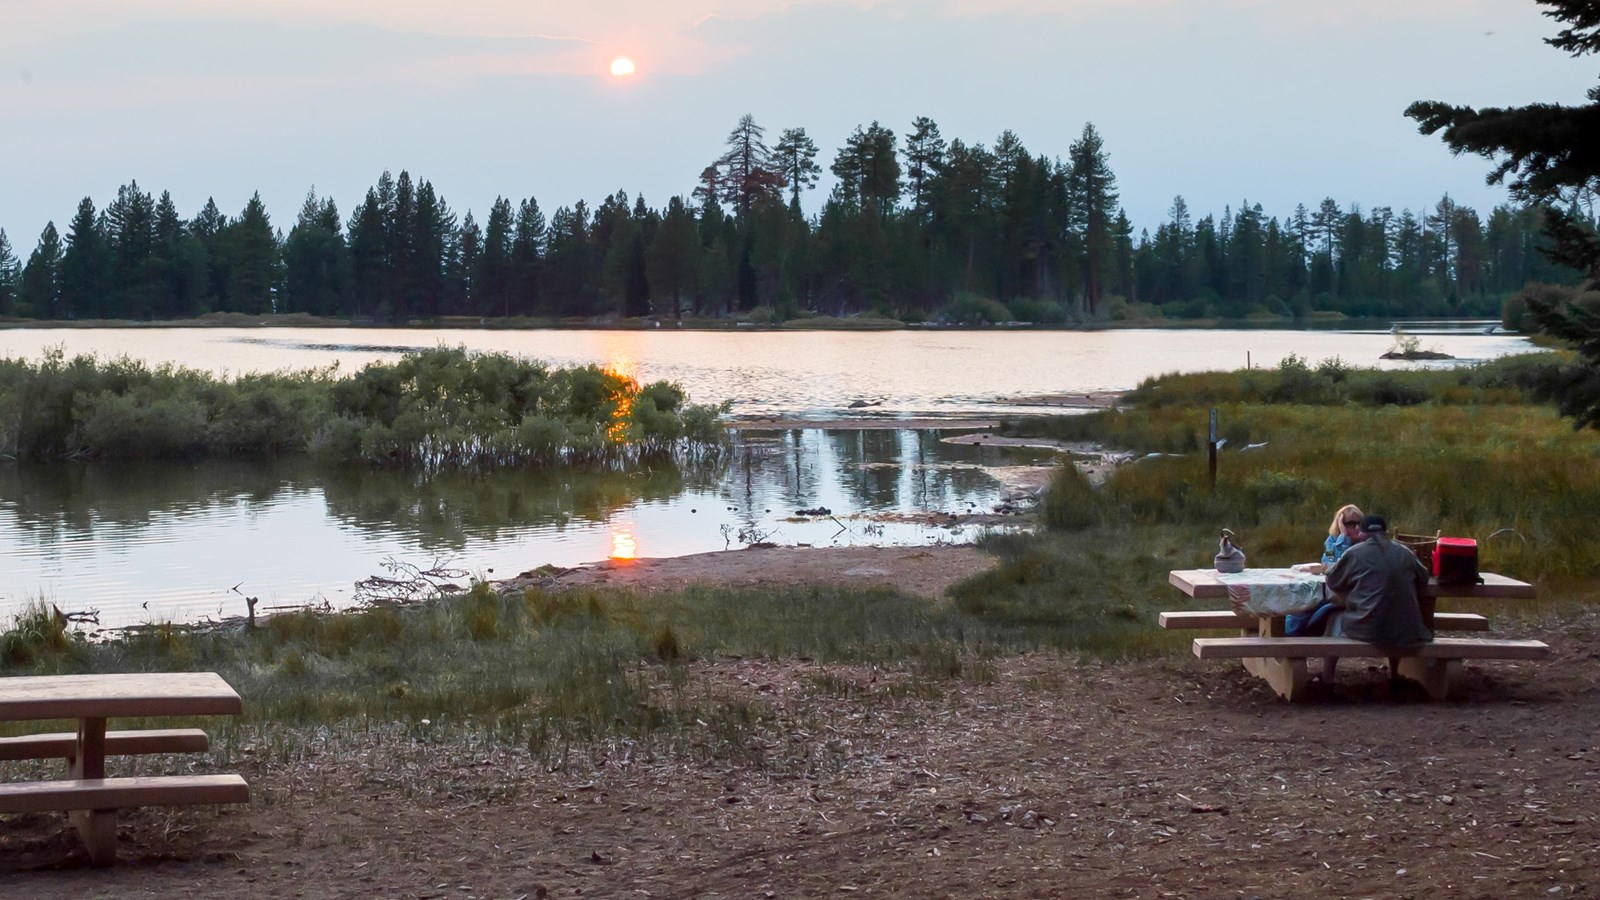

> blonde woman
[1286,504,1364,637]
[1321,503,1365,568]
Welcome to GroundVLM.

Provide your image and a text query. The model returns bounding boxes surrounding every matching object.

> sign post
[1208,408,1218,489]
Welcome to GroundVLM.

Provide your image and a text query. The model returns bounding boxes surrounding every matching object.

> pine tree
[0,229,18,316]
[448,211,481,316]
[1407,1,1600,427]
[902,117,947,221]
[151,191,203,318]
[713,115,781,219]
[223,193,279,314]
[544,201,596,315]
[58,198,112,319]
[346,188,387,318]
[476,197,514,317]
[832,122,900,212]
[411,180,455,317]
[1407,0,1600,286]
[191,198,229,311]
[105,181,157,318]
[646,196,698,319]
[512,197,547,315]
[1066,122,1119,318]
[929,138,997,292]
[772,127,822,213]
[389,171,418,316]
[283,188,350,316]
[20,223,64,318]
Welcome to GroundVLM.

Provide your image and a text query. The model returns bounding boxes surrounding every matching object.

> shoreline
[3,310,1459,334]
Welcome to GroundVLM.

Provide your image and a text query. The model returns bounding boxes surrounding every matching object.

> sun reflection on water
[603,355,639,443]
[609,523,638,563]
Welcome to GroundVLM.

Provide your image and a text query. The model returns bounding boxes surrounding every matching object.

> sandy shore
[494,544,1001,599]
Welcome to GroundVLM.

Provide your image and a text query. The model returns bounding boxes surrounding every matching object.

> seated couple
[1231,505,1433,680]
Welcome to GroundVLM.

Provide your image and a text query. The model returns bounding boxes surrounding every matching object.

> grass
[5,354,1599,768]
[1008,352,1600,579]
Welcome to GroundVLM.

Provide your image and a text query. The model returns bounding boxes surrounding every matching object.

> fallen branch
[356,557,471,606]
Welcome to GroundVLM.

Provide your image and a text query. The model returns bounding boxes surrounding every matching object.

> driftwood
[356,557,471,606]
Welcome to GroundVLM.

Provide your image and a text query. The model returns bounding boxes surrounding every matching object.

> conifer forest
[0,116,1588,326]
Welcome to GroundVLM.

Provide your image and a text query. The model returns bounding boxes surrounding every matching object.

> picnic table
[1161,568,1549,701]
[0,672,250,865]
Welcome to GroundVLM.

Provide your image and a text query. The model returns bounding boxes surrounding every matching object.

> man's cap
[1359,514,1388,534]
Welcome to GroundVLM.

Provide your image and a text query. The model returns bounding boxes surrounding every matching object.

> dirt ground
[3,546,1597,898]
[496,546,1002,600]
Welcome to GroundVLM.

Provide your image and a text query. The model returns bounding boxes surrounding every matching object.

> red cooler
[1433,537,1480,585]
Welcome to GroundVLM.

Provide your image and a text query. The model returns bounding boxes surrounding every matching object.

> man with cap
[1321,514,1434,681]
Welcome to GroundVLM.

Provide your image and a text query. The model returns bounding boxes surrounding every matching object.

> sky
[2,0,1595,252]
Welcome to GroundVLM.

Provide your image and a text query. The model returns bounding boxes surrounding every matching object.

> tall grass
[0,346,729,469]
[1010,354,1600,578]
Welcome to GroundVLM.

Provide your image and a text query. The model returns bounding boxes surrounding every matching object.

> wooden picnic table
[0,672,249,865]
[1161,568,1548,701]
[1168,568,1537,601]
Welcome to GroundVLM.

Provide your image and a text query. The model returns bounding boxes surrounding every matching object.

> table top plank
[1169,568,1534,600]
[0,673,242,721]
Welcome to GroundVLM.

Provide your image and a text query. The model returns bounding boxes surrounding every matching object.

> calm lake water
[0,322,1534,421]
[0,324,1538,627]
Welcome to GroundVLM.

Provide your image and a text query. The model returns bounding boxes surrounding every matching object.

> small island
[1380,348,1455,360]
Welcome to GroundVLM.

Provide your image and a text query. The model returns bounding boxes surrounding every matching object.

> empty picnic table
[1161,568,1549,701]
[0,672,249,865]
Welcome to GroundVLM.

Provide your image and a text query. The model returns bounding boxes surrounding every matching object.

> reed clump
[0,346,729,469]
[0,602,85,668]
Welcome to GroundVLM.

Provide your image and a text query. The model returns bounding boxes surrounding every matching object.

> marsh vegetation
[3,353,1596,766]
[0,346,728,468]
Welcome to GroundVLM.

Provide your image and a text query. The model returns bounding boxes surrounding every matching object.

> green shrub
[0,347,728,470]
[1349,375,1428,406]
[1043,463,1097,531]
[939,293,1014,325]
[1004,295,1067,324]
[1316,356,1352,382]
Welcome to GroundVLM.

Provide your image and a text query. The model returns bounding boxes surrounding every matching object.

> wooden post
[1207,408,1218,489]
[71,716,117,866]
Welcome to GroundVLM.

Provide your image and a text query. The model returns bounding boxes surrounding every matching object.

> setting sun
[609,57,636,78]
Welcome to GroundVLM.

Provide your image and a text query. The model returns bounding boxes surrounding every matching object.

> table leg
[1396,657,1459,700]
[73,717,107,779]
[1242,657,1309,702]
[70,717,118,866]
[69,810,118,866]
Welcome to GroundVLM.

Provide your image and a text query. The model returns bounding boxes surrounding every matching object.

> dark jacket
[1324,533,1434,647]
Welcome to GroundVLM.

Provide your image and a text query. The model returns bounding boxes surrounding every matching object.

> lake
[0,324,1538,627]
[0,322,1532,421]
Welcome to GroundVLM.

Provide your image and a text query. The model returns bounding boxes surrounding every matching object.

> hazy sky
[2,0,1594,250]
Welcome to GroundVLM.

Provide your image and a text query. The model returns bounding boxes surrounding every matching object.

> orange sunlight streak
[609,524,638,563]
[603,357,639,443]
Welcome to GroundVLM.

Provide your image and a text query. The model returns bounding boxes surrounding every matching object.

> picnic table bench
[1161,568,1549,701]
[0,672,249,865]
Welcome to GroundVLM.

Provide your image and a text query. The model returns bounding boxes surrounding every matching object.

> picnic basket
[1396,532,1438,565]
